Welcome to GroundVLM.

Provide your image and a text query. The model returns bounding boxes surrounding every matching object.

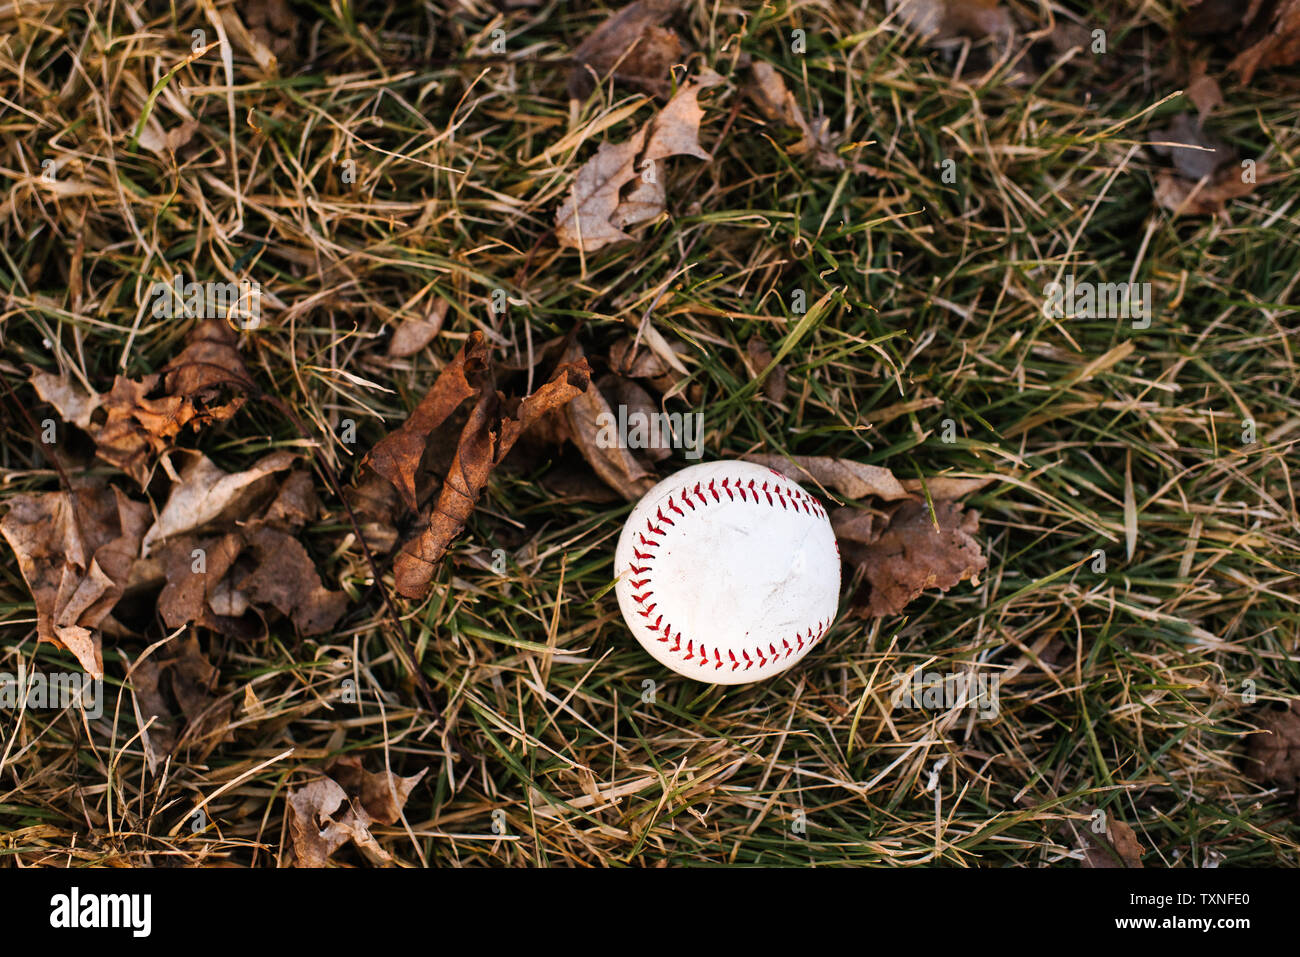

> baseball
[614,460,840,684]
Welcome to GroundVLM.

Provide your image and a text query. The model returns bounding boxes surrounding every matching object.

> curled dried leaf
[392,356,591,599]
[363,331,489,512]
[287,757,428,867]
[744,454,911,501]
[30,320,253,487]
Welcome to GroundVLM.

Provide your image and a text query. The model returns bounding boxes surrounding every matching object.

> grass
[0,0,1297,866]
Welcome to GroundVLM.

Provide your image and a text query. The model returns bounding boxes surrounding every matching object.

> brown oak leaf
[555,69,722,251]
[1,480,149,677]
[847,499,987,617]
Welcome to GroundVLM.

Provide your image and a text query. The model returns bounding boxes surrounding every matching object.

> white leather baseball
[614,460,840,684]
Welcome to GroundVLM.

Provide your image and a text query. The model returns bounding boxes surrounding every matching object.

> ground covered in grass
[1,0,1298,867]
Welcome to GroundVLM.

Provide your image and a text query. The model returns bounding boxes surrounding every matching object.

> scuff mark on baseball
[614,459,840,684]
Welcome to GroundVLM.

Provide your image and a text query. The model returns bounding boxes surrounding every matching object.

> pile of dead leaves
[30,320,252,486]
[139,450,347,640]
[3,320,344,684]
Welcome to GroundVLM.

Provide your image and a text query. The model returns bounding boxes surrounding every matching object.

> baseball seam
[626,472,832,674]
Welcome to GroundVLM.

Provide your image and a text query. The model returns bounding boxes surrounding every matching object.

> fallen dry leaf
[261,469,319,528]
[568,0,684,100]
[1150,111,1264,217]
[144,452,346,636]
[1182,0,1253,36]
[246,0,297,65]
[829,505,887,544]
[747,61,843,170]
[1152,112,1233,181]
[609,332,691,394]
[610,334,671,379]
[388,299,449,357]
[1185,61,1225,124]
[237,526,349,635]
[142,449,296,556]
[161,318,254,419]
[130,634,233,766]
[560,345,656,500]
[137,118,199,156]
[901,475,996,500]
[845,499,987,617]
[742,455,989,616]
[888,0,1015,47]
[37,374,183,487]
[363,332,488,512]
[597,373,671,462]
[1082,819,1146,868]
[220,6,278,76]
[744,453,911,501]
[327,755,429,826]
[344,471,402,556]
[156,532,246,632]
[1,480,149,677]
[1154,165,1263,218]
[287,757,428,867]
[391,351,591,599]
[555,70,722,251]
[1244,701,1300,807]
[287,777,391,867]
[1227,0,1300,83]
[888,0,1066,86]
